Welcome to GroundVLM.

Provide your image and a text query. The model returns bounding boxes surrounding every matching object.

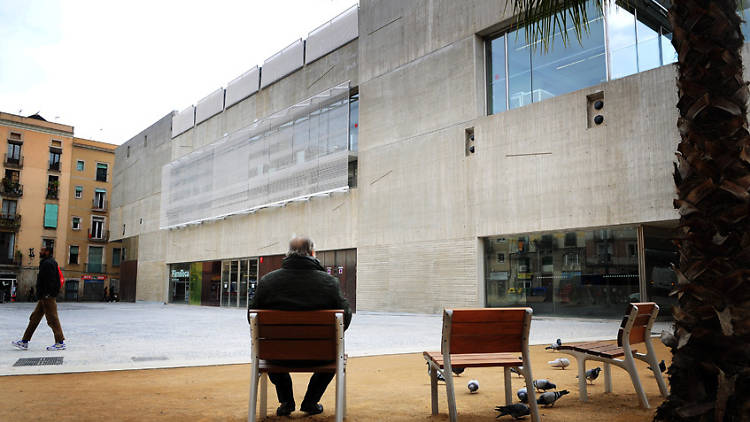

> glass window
[72,217,80,230]
[7,142,21,162]
[112,248,121,267]
[76,160,84,171]
[69,246,79,265]
[507,29,533,110]
[2,200,17,216]
[484,226,640,317]
[88,246,103,273]
[349,92,359,151]
[96,163,108,182]
[607,3,638,79]
[75,186,83,199]
[740,4,750,42]
[530,4,606,100]
[487,35,507,114]
[660,29,677,65]
[636,16,661,71]
[49,150,61,171]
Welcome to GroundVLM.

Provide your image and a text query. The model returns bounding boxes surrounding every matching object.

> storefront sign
[82,275,107,281]
[171,269,190,278]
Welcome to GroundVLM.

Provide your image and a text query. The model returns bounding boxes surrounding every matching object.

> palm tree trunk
[656,0,750,420]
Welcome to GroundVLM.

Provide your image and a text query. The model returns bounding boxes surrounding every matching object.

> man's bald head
[287,236,314,257]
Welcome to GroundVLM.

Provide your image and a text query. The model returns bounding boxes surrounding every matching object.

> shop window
[69,246,79,265]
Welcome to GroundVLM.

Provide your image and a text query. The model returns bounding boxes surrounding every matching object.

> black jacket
[36,256,60,298]
[248,254,352,329]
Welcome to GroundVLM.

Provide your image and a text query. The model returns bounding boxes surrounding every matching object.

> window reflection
[484,227,640,317]
[486,36,507,114]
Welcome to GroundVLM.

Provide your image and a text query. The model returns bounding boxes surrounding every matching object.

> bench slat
[258,325,334,339]
[449,335,523,354]
[258,340,336,360]
[450,309,527,323]
[424,351,522,368]
[252,310,340,325]
[450,321,524,337]
[257,356,347,373]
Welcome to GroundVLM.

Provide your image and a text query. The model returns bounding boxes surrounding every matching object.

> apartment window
[69,246,79,265]
[6,142,22,164]
[49,148,62,171]
[88,246,104,273]
[47,175,59,199]
[72,217,81,230]
[90,216,105,239]
[96,163,108,182]
[94,189,106,209]
[2,199,17,216]
[43,204,58,228]
[75,186,83,199]
[42,238,55,252]
[4,169,19,183]
[487,0,674,115]
[112,248,121,267]
[349,91,359,151]
[76,160,85,171]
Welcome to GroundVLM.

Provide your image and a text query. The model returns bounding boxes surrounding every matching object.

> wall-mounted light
[28,248,34,259]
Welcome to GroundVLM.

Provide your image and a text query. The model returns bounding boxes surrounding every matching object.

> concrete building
[63,137,120,301]
[112,0,735,316]
[0,112,119,302]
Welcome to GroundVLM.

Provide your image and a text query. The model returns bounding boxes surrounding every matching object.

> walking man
[248,236,351,417]
[12,247,65,350]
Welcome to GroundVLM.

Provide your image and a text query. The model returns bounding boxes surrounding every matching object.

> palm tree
[508,0,750,420]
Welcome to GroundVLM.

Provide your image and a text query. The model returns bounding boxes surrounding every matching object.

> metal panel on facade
[171,105,195,138]
[195,88,225,124]
[305,5,358,64]
[225,66,260,108]
[260,39,304,89]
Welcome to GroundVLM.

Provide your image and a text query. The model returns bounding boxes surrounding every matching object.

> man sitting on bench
[248,236,352,417]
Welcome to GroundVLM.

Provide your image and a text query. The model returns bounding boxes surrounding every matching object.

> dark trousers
[22,297,65,343]
[268,360,336,406]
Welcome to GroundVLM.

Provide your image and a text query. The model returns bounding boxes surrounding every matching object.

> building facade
[63,137,120,301]
[0,112,119,302]
[111,0,750,316]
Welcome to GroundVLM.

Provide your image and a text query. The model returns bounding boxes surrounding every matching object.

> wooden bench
[247,310,346,422]
[557,302,668,408]
[424,308,540,422]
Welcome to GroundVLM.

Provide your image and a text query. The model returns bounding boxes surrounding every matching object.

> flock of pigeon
[432,338,667,419]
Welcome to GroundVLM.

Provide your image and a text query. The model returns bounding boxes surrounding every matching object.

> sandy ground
[1,342,670,421]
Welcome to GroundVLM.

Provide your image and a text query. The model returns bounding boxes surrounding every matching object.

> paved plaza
[0,302,673,376]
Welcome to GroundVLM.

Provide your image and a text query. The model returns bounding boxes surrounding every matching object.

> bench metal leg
[444,371,458,422]
[504,367,512,405]
[624,354,649,408]
[336,365,345,422]
[343,367,347,419]
[522,361,540,422]
[604,362,613,393]
[259,373,268,419]
[576,355,588,402]
[248,361,260,422]
[429,365,439,415]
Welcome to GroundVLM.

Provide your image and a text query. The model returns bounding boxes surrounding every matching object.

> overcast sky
[0,0,357,145]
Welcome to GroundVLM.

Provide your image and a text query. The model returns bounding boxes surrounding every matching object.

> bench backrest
[250,309,344,361]
[443,308,532,355]
[617,302,658,347]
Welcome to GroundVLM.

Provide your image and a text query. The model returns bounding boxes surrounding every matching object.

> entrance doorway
[220,258,258,308]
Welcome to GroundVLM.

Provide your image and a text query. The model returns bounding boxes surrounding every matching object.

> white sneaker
[46,342,65,351]
[11,340,28,350]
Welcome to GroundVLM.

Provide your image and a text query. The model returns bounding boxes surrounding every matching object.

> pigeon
[545,339,562,350]
[453,367,465,376]
[576,367,601,384]
[660,330,677,348]
[532,379,556,392]
[537,390,569,407]
[517,387,528,403]
[427,364,445,382]
[648,360,667,373]
[467,379,479,393]
[548,358,570,369]
[495,403,530,419]
[510,366,524,378]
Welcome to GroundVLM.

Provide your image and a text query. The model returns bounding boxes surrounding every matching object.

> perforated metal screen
[160,82,351,229]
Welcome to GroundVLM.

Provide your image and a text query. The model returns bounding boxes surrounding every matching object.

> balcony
[46,185,59,200]
[92,199,108,212]
[0,214,21,231]
[4,154,23,168]
[85,262,107,274]
[49,161,60,172]
[0,179,22,198]
[88,229,109,243]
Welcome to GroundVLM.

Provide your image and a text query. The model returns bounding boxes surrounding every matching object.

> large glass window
[487,0,676,115]
[484,226,640,317]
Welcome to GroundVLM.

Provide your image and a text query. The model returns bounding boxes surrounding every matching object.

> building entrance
[220,258,258,308]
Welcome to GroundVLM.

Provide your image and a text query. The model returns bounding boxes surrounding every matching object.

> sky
[0,0,357,145]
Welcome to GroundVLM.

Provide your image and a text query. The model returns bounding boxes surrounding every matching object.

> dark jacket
[36,256,60,298]
[248,254,352,329]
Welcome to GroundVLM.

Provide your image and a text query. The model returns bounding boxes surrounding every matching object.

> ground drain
[131,356,169,362]
[13,357,64,367]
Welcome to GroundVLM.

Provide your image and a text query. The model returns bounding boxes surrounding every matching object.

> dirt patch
[1,342,670,421]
